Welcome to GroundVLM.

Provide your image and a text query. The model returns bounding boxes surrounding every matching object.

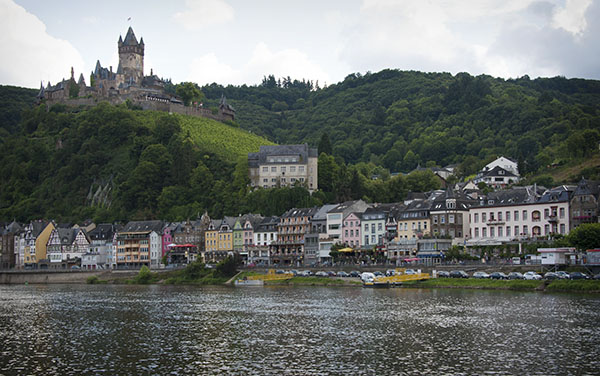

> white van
[360,272,375,283]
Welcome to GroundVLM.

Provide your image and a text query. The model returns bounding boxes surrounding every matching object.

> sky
[1,0,598,89]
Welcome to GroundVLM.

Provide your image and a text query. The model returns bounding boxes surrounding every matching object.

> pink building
[342,213,362,248]
[162,224,174,257]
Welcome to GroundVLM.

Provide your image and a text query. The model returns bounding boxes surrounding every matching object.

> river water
[0,284,599,375]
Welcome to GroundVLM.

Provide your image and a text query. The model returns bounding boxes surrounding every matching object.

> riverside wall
[0,270,138,284]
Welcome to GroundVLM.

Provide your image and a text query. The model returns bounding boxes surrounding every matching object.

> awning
[403,258,419,262]
[338,247,355,253]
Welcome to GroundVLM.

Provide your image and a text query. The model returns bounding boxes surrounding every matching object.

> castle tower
[117,27,144,85]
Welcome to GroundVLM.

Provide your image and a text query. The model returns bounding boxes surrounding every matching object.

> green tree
[318,133,332,155]
[176,82,204,106]
[567,223,600,251]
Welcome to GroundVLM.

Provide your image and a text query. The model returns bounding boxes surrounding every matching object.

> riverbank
[402,278,600,293]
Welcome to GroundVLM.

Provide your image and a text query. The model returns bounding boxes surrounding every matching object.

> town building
[360,207,386,248]
[569,178,599,230]
[326,200,370,243]
[1,221,21,269]
[248,216,279,266]
[430,189,476,244]
[397,199,431,240]
[468,186,571,247]
[115,220,163,269]
[86,223,119,270]
[248,144,319,192]
[304,204,337,265]
[21,221,54,269]
[273,207,317,265]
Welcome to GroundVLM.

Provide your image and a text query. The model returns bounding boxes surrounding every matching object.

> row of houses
[1,178,598,269]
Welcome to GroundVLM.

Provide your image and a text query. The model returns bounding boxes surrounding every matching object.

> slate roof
[574,178,600,197]
[122,27,140,46]
[431,188,476,211]
[88,223,118,241]
[121,220,164,233]
[248,144,318,167]
[478,165,518,178]
[311,204,338,221]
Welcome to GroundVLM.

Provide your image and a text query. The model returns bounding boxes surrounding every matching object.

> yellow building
[24,221,54,267]
[396,200,431,240]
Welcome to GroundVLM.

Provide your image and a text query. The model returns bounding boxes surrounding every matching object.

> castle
[37,27,235,122]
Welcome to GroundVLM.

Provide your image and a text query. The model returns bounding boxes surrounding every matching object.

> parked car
[337,271,349,278]
[472,271,490,279]
[405,269,416,275]
[556,271,570,279]
[437,271,450,278]
[350,271,360,278]
[508,272,524,280]
[489,272,508,280]
[373,271,384,277]
[275,269,285,274]
[315,271,328,277]
[450,270,469,278]
[361,272,376,283]
[569,272,589,280]
[300,270,313,277]
[593,273,600,280]
[327,271,337,277]
[386,269,396,276]
[544,272,560,280]
[524,271,542,280]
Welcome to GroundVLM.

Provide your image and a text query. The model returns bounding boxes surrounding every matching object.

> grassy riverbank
[404,278,600,293]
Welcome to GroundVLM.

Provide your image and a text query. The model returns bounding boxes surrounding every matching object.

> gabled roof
[479,165,518,178]
[574,178,600,197]
[248,144,318,166]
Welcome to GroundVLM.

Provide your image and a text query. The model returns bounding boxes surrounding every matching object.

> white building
[360,207,386,248]
[248,144,319,192]
[538,248,576,265]
[483,156,519,176]
[468,186,571,246]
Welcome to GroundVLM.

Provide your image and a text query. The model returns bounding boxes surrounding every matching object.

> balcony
[547,215,558,222]
[486,219,505,225]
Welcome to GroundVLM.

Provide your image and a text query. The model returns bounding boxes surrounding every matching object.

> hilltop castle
[37,27,235,122]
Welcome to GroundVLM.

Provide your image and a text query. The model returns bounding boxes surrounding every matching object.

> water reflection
[1,285,599,375]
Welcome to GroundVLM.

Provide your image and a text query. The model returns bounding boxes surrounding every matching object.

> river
[0,284,598,375]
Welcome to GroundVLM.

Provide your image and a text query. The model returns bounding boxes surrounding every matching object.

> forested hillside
[202,71,600,178]
[1,69,599,223]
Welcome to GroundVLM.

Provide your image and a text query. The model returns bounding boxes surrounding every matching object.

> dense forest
[202,71,600,178]
[1,69,599,222]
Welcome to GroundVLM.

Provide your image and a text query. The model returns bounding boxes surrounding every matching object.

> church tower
[117,27,144,85]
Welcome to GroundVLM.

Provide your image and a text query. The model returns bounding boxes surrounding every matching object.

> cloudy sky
[1,0,598,89]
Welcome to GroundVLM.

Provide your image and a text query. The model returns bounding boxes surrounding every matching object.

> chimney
[110,66,113,73]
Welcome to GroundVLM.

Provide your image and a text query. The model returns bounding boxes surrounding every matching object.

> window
[449,214,455,224]
[514,211,519,221]
[271,166,277,172]
[506,211,510,222]
[498,226,503,237]
[560,224,565,234]
[262,167,268,172]
[299,166,305,172]
[345,230,348,237]
[482,228,487,237]
[559,208,565,219]
[378,223,382,231]
[475,228,479,238]
[404,223,408,231]
[412,222,416,230]
[424,222,427,230]
[482,213,487,222]
[474,213,479,223]
[290,166,296,172]
[281,166,286,173]
[371,235,375,243]
[490,227,495,237]
[544,209,549,219]
[433,216,438,224]
[545,224,550,235]
[514,226,519,236]
[498,212,502,221]
[364,224,368,231]
[522,225,528,235]
[522,210,527,220]
[440,216,446,224]
[350,229,354,237]
[371,224,375,233]
[506,226,511,237]
[364,235,369,245]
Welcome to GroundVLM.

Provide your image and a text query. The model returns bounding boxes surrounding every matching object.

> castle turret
[118,27,144,85]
